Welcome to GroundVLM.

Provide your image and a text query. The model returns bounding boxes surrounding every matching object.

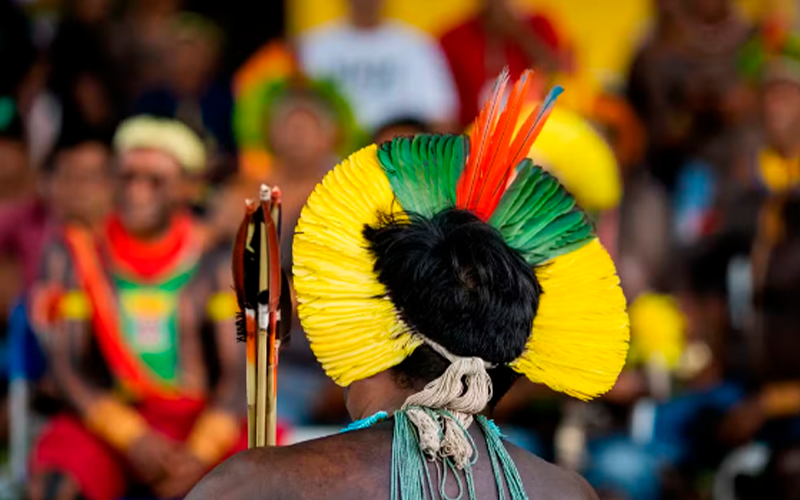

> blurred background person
[298,0,458,133]
[47,0,126,148]
[718,194,800,500]
[440,0,570,128]
[4,131,113,474]
[627,0,756,236]
[27,117,249,500]
[0,0,36,100]
[134,12,235,171]
[0,97,36,372]
[115,0,183,102]
[371,116,431,144]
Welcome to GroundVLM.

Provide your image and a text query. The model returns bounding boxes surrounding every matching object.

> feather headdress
[293,70,629,400]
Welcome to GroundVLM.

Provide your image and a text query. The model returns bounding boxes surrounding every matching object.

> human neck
[770,137,800,160]
[349,376,416,420]
[125,216,175,242]
[350,15,382,30]
[356,392,411,420]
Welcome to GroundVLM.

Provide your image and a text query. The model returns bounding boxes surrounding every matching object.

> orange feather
[456,69,563,221]
[457,68,510,211]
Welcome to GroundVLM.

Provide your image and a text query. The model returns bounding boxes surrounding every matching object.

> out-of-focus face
[763,81,800,148]
[172,37,218,95]
[270,103,336,169]
[50,142,112,225]
[116,149,183,237]
[0,139,28,188]
[687,0,730,23]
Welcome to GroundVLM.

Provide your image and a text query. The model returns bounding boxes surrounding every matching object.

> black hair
[363,209,540,401]
[41,126,113,175]
[372,116,432,142]
[680,233,749,298]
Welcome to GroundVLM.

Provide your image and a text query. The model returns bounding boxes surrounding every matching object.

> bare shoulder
[505,442,599,500]
[187,425,597,500]
[187,427,393,500]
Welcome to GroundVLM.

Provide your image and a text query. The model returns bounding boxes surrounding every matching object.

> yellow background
[288,0,791,89]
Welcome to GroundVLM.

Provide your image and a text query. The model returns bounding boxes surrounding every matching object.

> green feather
[489,163,594,265]
[377,134,467,217]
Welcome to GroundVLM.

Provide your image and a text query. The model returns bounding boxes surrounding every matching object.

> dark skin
[28,149,245,500]
[188,371,598,500]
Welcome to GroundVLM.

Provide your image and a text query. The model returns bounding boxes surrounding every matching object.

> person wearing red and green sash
[28,116,255,500]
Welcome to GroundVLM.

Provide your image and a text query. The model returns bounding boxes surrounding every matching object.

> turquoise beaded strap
[341,409,528,500]
[341,411,388,433]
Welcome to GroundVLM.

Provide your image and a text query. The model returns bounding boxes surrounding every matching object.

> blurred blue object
[585,435,664,500]
[673,161,717,245]
[652,382,745,466]
[584,382,746,500]
[7,299,47,485]
[500,426,545,458]
[7,300,46,382]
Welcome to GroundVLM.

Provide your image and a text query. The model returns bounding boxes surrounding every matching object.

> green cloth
[114,266,195,385]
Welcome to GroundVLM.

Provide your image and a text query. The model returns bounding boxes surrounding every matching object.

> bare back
[188,422,597,500]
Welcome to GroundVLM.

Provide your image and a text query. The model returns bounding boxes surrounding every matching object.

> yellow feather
[293,146,413,386]
[511,239,630,400]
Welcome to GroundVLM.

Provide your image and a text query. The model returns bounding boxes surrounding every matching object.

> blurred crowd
[2,0,800,499]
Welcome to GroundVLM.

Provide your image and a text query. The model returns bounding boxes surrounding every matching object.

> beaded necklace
[342,409,528,500]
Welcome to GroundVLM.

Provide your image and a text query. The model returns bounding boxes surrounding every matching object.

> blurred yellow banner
[289,0,652,87]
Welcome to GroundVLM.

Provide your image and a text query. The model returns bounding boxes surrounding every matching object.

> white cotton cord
[401,354,494,469]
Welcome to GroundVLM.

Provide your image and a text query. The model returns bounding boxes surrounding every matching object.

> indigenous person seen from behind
[189,72,629,500]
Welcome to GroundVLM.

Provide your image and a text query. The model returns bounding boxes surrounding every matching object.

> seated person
[28,117,253,500]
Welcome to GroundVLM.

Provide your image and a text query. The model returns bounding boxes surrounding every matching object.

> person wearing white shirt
[298,0,458,132]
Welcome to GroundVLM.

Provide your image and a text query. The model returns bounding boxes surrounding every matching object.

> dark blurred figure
[371,116,431,145]
[2,133,112,301]
[0,97,34,202]
[718,195,800,500]
[117,0,183,101]
[298,0,458,132]
[1,134,111,458]
[48,0,126,142]
[0,97,35,333]
[183,0,285,75]
[751,55,800,194]
[134,13,236,165]
[440,0,569,127]
[0,0,36,98]
[716,34,800,273]
[627,0,754,193]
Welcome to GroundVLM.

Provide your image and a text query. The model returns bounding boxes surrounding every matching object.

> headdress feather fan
[293,70,629,400]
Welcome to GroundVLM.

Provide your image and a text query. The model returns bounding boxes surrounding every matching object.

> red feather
[456,69,563,221]
[456,68,510,211]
